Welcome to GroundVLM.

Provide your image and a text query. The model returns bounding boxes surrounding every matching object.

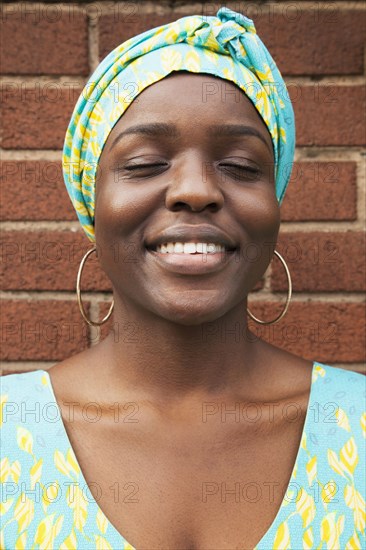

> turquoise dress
[1,362,365,549]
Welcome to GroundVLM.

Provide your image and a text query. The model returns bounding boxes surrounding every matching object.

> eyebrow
[110,122,272,153]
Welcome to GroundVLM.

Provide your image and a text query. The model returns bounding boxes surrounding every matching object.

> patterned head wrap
[62,6,295,242]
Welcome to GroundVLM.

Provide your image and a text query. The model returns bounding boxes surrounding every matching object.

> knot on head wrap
[63,6,295,242]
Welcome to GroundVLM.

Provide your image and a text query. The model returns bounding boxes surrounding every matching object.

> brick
[0,160,76,221]
[281,162,357,221]
[272,232,366,292]
[0,300,89,361]
[0,85,82,149]
[99,11,189,59]
[99,10,365,75]
[254,10,365,76]
[2,85,363,152]
[1,301,363,364]
[247,301,365,363]
[291,85,366,146]
[0,9,88,75]
[0,230,112,291]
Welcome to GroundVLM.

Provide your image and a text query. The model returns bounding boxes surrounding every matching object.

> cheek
[94,173,156,244]
[256,200,280,241]
[233,187,281,243]
[94,181,156,284]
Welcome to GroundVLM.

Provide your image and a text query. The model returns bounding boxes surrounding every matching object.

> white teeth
[155,242,226,254]
[184,243,196,254]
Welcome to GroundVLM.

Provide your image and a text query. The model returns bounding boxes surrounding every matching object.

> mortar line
[2,2,364,16]
[1,290,365,302]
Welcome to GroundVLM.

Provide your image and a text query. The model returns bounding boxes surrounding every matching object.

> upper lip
[145,224,238,250]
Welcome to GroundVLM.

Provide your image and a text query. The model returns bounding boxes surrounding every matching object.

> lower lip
[145,249,237,275]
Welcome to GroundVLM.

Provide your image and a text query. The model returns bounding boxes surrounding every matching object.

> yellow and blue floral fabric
[1,363,365,549]
[62,6,296,243]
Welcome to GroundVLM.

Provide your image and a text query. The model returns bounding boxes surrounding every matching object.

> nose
[165,152,224,213]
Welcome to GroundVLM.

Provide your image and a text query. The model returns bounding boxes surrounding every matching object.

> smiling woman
[93,72,280,327]
[1,6,365,550]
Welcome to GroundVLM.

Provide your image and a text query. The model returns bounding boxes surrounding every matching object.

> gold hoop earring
[246,250,292,325]
[76,246,114,327]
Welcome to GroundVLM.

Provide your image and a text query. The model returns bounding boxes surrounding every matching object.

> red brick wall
[1,2,365,375]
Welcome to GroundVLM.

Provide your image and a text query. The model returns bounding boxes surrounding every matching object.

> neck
[94,294,269,405]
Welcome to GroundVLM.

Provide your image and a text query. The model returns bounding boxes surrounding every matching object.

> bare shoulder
[245,339,315,402]
[46,346,101,402]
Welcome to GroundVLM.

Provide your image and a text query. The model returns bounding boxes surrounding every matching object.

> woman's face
[94,72,280,325]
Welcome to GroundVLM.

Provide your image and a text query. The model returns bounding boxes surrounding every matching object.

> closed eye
[221,164,259,173]
[124,163,258,171]
[220,164,261,180]
[124,163,168,170]
[120,163,261,181]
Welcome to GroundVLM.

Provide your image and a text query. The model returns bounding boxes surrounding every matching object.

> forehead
[106,72,273,150]
[131,72,248,104]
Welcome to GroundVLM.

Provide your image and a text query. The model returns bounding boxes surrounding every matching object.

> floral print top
[0,362,365,549]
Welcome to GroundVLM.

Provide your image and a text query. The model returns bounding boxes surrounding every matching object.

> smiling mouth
[144,241,237,275]
[146,242,237,254]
